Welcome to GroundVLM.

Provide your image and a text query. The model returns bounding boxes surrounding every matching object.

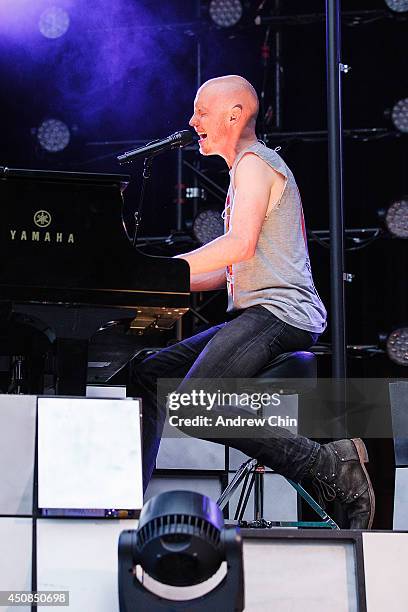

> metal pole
[176,147,183,341]
[325,0,347,379]
[189,0,203,336]
[325,4,348,527]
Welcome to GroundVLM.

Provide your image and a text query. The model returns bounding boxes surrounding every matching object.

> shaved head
[198,75,259,126]
[189,74,259,164]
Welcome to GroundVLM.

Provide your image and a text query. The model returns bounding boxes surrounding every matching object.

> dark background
[0,0,407,376]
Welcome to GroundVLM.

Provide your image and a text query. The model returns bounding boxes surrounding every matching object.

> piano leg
[55,338,89,396]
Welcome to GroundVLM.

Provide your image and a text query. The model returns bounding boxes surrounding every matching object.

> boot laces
[312,478,336,509]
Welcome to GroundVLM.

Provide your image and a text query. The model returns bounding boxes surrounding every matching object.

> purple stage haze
[0,1,197,143]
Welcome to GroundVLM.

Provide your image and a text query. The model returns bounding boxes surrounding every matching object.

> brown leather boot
[309,438,375,529]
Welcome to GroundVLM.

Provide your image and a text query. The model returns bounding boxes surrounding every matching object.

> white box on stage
[0,395,36,515]
[37,397,143,511]
[86,385,127,398]
[0,517,32,612]
[157,435,225,470]
[36,518,138,612]
[394,467,408,530]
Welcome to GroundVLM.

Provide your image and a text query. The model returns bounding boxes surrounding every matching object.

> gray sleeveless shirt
[224,141,327,334]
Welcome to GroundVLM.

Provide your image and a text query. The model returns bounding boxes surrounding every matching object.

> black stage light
[384,0,408,13]
[386,328,408,366]
[118,490,244,611]
[209,0,243,28]
[391,98,408,133]
[193,209,224,244]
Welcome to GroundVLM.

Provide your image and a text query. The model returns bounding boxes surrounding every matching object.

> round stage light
[36,119,70,153]
[385,199,408,238]
[386,328,408,366]
[209,0,243,28]
[193,209,224,244]
[384,0,408,12]
[118,490,244,611]
[39,6,70,39]
[135,491,224,586]
[391,98,408,133]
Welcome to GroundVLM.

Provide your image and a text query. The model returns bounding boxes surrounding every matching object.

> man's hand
[174,152,285,275]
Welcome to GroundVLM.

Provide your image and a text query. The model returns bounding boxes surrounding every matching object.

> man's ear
[230,104,243,124]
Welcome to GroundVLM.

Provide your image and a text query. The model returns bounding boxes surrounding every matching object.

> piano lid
[0,166,130,192]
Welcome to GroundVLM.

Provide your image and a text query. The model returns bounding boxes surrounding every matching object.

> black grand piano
[0,167,190,395]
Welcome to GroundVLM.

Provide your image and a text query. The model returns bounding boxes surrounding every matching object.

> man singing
[131,75,374,529]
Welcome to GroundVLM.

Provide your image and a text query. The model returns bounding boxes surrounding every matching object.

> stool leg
[234,471,253,521]
[286,478,339,529]
[254,464,265,520]
[237,471,256,522]
[217,458,257,510]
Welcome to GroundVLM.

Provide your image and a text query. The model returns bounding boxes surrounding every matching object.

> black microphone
[117,130,194,165]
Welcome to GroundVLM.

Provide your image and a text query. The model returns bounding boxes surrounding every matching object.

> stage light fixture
[36,119,70,153]
[386,328,408,366]
[209,0,243,28]
[193,209,224,244]
[384,199,408,239]
[118,490,244,611]
[384,0,408,12]
[391,98,408,133]
[39,6,70,39]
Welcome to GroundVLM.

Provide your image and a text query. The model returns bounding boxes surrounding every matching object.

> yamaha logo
[34,210,52,228]
[8,208,75,244]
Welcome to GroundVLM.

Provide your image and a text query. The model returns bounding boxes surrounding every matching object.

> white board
[38,397,143,510]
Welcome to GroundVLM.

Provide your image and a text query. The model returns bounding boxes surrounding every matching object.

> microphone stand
[133,155,154,247]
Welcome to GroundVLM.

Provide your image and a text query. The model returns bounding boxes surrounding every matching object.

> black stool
[216,351,339,529]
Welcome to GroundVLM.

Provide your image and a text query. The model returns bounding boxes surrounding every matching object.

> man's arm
[190,269,226,292]
[174,153,278,275]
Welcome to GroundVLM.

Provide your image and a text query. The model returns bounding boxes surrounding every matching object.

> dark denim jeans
[130,305,320,491]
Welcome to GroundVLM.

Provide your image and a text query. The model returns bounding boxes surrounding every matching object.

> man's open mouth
[198,133,208,141]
